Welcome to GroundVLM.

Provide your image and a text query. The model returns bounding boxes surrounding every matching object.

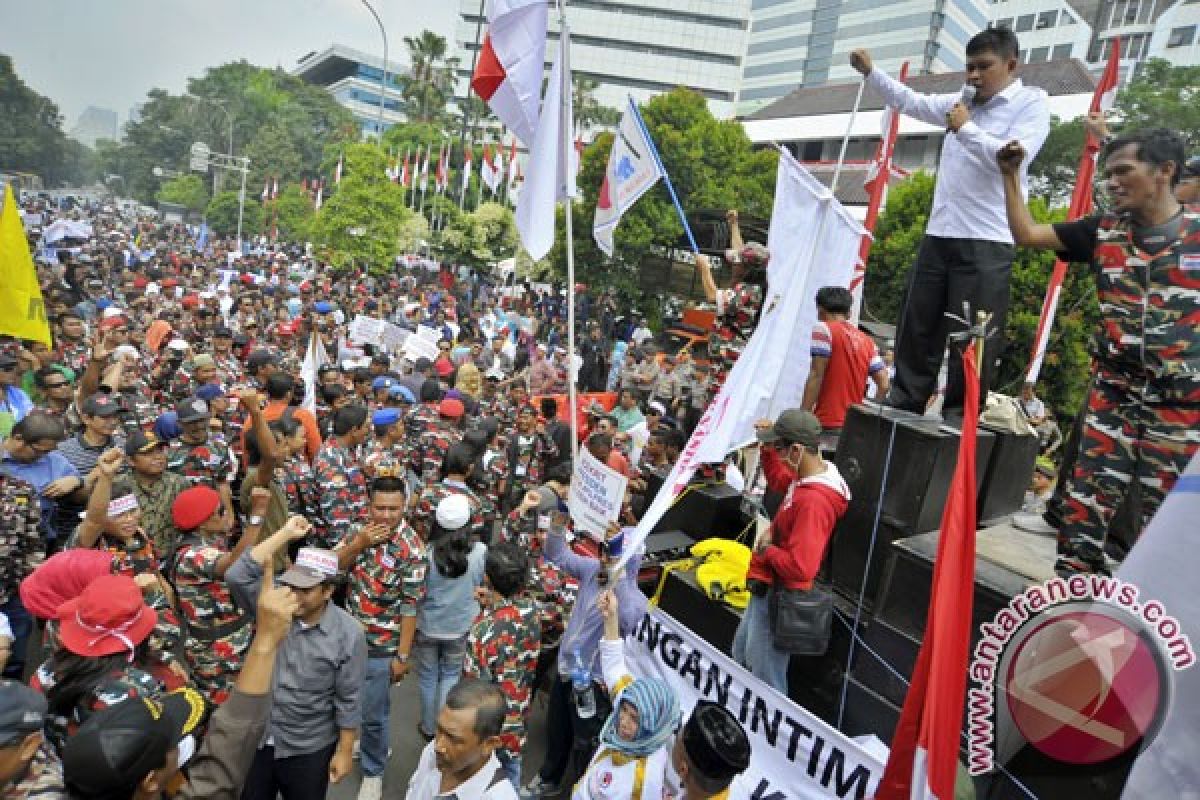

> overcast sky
[1,0,460,129]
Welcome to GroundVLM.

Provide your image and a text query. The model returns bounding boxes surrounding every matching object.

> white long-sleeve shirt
[867,68,1050,244]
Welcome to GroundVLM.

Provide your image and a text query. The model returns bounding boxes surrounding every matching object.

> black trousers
[537,675,611,786]
[889,235,1014,414]
[241,742,335,800]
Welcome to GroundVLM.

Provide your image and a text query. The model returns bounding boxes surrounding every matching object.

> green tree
[0,53,89,186]
[440,201,516,267]
[547,88,777,294]
[270,183,317,242]
[155,173,209,212]
[205,191,263,237]
[572,76,621,134]
[400,31,460,124]
[863,172,1098,418]
[1028,116,1085,206]
[311,142,412,271]
[1116,59,1200,150]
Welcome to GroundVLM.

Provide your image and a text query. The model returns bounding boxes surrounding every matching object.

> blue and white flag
[195,222,208,253]
[592,96,665,257]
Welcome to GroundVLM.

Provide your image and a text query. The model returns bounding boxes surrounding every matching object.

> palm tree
[400,31,462,124]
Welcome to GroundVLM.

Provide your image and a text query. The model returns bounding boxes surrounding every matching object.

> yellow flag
[0,184,51,346]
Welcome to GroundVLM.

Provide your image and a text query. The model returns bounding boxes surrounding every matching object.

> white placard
[416,324,443,343]
[403,334,441,363]
[381,323,410,353]
[349,315,387,346]
[623,607,886,800]
[568,447,628,537]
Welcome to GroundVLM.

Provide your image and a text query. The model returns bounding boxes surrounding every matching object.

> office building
[987,0,1094,63]
[70,106,118,147]
[455,0,752,120]
[738,0,993,116]
[1062,0,1200,78]
[741,58,1097,215]
[292,44,408,138]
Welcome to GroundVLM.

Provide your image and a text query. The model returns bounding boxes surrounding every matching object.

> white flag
[514,28,574,261]
[301,331,330,413]
[615,150,867,569]
[593,96,665,257]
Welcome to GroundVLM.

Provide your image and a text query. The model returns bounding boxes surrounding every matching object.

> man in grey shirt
[228,524,368,800]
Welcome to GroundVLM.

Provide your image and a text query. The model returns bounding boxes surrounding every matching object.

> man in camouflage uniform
[0,473,43,680]
[999,129,1200,575]
[501,405,558,514]
[314,404,372,549]
[210,325,243,385]
[362,408,410,481]
[403,382,443,451]
[411,398,466,481]
[54,311,91,376]
[125,430,189,557]
[676,361,714,436]
[498,492,576,652]
[339,477,426,796]
[410,445,489,543]
[166,354,220,404]
[0,680,67,798]
[464,542,541,788]
[171,485,271,705]
[167,397,235,517]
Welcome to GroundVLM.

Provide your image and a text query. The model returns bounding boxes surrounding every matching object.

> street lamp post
[186,95,235,192]
[190,141,250,250]
[360,0,389,137]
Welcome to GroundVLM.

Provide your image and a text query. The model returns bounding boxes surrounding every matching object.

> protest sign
[404,333,440,363]
[349,315,387,347]
[624,607,886,800]
[568,447,627,537]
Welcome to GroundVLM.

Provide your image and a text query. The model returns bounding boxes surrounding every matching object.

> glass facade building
[292,45,409,137]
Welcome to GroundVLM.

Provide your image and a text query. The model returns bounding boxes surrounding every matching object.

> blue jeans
[2,595,32,680]
[412,631,467,736]
[731,592,790,694]
[360,657,394,777]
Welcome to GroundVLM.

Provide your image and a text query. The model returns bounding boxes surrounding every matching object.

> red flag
[851,62,909,323]
[876,344,981,800]
[401,153,411,188]
[301,177,309,193]
[469,0,547,146]
[481,143,498,192]
[1026,36,1121,383]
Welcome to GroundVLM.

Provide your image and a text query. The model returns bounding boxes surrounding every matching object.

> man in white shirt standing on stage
[850,27,1050,418]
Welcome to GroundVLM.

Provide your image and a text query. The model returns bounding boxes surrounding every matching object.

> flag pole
[630,101,699,254]
[459,138,468,211]
[560,3,579,465]
[831,77,867,193]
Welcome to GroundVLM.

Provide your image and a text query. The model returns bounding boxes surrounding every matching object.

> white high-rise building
[987,0,1094,63]
[1063,0,1200,78]
[454,0,752,121]
[70,106,119,147]
[738,0,994,116]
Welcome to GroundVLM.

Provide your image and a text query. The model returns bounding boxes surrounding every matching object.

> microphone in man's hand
[960,84,977,106]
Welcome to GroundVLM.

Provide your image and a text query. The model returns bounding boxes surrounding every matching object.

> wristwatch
[395,653,409,664]
[246,514,265,527]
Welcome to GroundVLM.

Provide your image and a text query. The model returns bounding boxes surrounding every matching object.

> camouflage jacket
[346,521,427,657]
[314,438,369,549]
[167,436,233,490]
[464,594,541,757]
[0,474,43,605]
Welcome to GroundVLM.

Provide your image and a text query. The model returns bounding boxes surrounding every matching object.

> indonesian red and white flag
[1026,36,1121,384]
[462,146,474,195]
[333,153,343,185]
[515,29,574,260]
[481,144,499,193]
[271,178,279,200]
[401,152,411,188]
[875,346,981,800]
[419,147,430,192]
[436,144,450,192]
[493,145,505,190]
[260,179,270,201]
[470,0,548,146]
[506,139,519,191]
[314,181,324,210]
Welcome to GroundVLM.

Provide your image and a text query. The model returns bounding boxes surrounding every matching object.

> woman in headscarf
[571,590,681,800]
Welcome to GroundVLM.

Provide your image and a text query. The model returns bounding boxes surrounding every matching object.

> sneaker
[1012,512,1057,536]
[357,775,383,800]
[521,775,558,800]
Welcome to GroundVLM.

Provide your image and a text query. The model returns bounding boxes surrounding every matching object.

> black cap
[63,688,207,798]
[175,397,211,424]
[246,349,277,370]
[681,701,751,784]
[81,392,123,418]
[0,353,18,369]
[414,357,432,372]
[125,429,166,457]
[212,325,233,338]
[0,680,48,746]
[756,409,822,447]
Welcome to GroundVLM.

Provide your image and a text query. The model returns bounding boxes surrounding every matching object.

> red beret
[172,486,222,531]
[19,549,115,619]
[439,398,465,418]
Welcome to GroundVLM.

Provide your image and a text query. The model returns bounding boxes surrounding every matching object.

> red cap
[57,574,157,659]
[180,294,200,309]
[132,276,148,289]
[98,316,128,331]
[171,486,222,531]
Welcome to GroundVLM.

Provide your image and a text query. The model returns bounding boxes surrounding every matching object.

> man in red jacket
[733,409,851,693]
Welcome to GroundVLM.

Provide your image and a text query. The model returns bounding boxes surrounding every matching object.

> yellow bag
[692,538,752,609]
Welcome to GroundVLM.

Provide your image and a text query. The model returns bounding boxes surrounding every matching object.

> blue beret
[372,408,401,426]
[195,383,224,402]
[388,385,415,403]
[313,301,334,314]
[95,298,112,310]
[371,376,393,390]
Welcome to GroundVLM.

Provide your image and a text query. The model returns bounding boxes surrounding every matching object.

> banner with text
[568,447,628,537]
[625,607,885,800]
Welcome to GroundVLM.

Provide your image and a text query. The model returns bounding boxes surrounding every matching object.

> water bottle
[571,653,596,719]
